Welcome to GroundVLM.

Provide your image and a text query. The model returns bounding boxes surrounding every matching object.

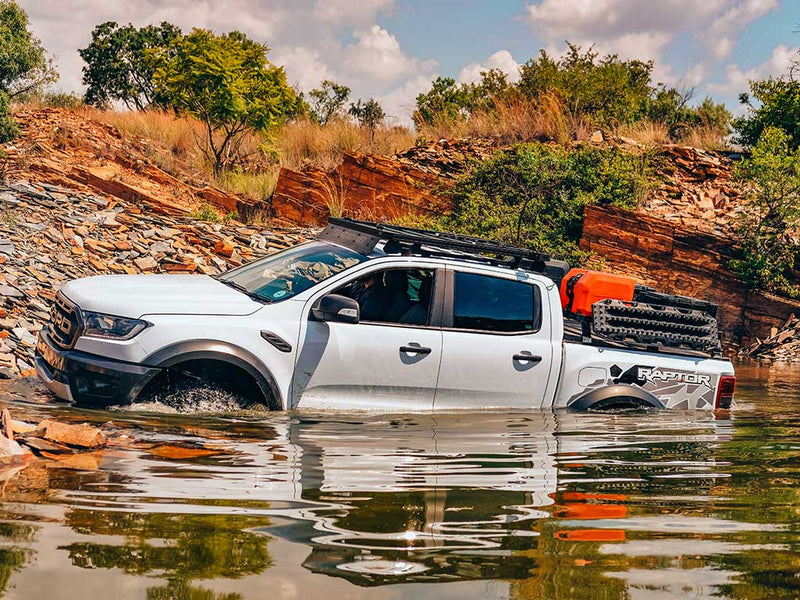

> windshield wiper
[218,278,273,304]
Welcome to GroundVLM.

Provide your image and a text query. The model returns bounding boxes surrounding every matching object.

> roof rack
[318,217,569,279]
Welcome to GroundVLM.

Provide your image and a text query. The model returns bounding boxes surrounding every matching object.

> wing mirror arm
[311,294,360,324]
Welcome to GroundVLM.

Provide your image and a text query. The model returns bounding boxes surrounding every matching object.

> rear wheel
[569,385,664,412]
[583,396,655,412]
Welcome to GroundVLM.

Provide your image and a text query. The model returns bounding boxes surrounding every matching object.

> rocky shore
[0,180,314,378]
[740,315,800,362]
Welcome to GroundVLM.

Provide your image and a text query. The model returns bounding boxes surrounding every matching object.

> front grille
[49,292,82,349]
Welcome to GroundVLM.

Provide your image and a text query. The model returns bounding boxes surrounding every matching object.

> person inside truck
[350,272,393,321]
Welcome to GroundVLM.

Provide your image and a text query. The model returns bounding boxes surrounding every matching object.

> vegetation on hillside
[79,21,181,110]
[425,143,655,265]
[730,127,800,296]
[5,1,800,297]
[414,45,730,147]
[153,29,300,175]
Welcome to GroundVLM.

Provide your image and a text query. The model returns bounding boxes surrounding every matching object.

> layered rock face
[272,139,498,225]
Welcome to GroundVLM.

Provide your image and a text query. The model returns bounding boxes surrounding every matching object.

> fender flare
[143,340,283,410]
[569,384,665,411]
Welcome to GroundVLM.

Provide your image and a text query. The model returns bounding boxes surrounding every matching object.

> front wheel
[135,362,271,412]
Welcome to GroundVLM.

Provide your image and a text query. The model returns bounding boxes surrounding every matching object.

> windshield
[219,242,367,303]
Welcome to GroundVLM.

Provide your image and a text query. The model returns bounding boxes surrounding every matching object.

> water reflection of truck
[265,410,732,588]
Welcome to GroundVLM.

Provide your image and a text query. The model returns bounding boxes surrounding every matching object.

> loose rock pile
[0,180,315,378]
[641,145,742,237]
[395,138,502,178]
[740,315,800,362]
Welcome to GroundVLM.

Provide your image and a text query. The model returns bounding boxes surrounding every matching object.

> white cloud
[705,0,778,58]
[458,50,521,84]
[312,0,394,26]
[521,0,779,82]
[523,0,728,44]
[342,25,436,86]
[708,44,799,95]
[271,46,334,92]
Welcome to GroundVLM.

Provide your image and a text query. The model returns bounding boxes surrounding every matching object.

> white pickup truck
[34,218,736,411]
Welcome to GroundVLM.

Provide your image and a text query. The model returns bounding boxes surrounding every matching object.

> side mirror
[311,294,360,324]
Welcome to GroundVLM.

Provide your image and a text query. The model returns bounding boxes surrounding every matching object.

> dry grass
[317,172,350,218]
[615,121,729,150]
[417,93,592,144]
[615,121,672,146]
[678,125,730,151]
[278,118,415,171]
[214,169,280,201]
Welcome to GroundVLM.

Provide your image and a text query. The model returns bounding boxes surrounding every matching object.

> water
[0,362,797,599]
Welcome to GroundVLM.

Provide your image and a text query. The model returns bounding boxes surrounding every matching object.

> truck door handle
[400,344,432,355]
[513,352,542,363]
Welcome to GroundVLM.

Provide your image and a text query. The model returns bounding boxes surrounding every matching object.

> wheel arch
[568,384,665,411]
[143,340,283,410]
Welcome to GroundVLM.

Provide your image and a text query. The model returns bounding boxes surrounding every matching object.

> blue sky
[21,0,800,120]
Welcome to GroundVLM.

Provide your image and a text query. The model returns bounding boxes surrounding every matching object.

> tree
[308,80,350,124]
[729,127,800,294]
[349,98,384,132]
[154,29,299,175]
[79,21,182,110]
[733,77,800,151]
[0,0,57,142]
[518,44,653,125]
[413,77,473,127]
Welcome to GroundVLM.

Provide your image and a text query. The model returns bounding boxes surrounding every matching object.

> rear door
[434,267,555,409]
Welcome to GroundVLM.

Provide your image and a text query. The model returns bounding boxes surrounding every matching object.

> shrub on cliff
[518,45,652,126]
[154,29,300,175]
[734,78,800,151]
[308,80,350,125]
[435,143,655,265]
[730,127,800,296]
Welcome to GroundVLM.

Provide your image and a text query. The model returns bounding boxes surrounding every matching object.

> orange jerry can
[560,268,637,316]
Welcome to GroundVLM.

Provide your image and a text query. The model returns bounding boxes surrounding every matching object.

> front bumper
[35,329,161,406]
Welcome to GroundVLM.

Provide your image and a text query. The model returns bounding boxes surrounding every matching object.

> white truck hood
[61,274,263,318]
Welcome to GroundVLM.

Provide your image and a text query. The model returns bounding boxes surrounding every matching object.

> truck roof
[318,217,570,284]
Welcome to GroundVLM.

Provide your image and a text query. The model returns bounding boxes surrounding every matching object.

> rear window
[452,272,540,333]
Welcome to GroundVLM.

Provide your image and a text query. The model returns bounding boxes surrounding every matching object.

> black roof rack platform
[318,217,570,280]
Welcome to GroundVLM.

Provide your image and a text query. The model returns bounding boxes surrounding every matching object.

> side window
[451,272,540,333]
[334,268,435,325]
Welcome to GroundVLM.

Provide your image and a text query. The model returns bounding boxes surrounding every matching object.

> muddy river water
[0,363,796,599]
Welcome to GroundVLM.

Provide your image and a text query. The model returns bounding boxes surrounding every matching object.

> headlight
[81,311,150,340]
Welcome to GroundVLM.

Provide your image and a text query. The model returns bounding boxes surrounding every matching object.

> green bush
[518,45,652,125]
[42,91,84,109]
[79,21,182,110]
[733,77,800,151]
[643,88,730,138]
[434,142,655,265]
[0,91,19,142]
[413,69,513,128]
[729,127,800,295]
